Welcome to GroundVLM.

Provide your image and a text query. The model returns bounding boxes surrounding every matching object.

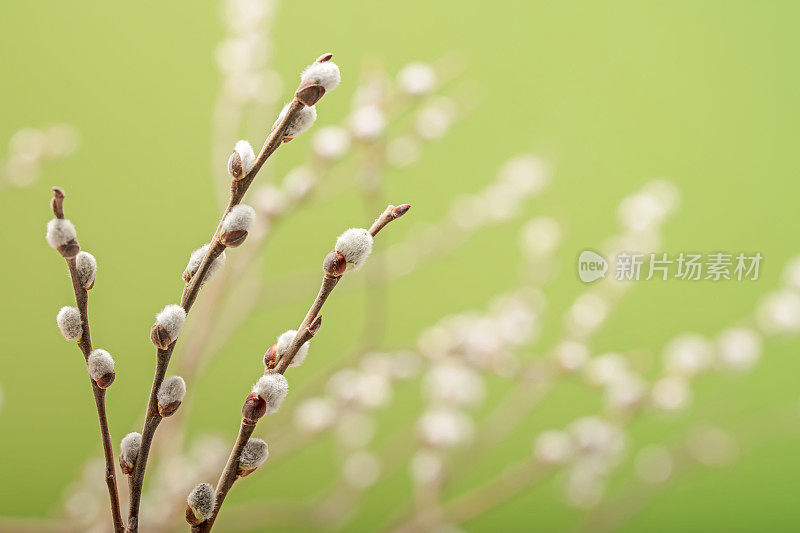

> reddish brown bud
[323,250,347,278]
[159,400,182,417]
[182,268,192,283]
[237,466,257,478]
[392,204,411,218]
[119,454,133,476]
[308,315,322,336]
[95,371,116,389]
[242,392,267,423]
[51,187,65,219]
[264,344,278,368]
[58,239,80,258]
[296,81,326,106]
[185,505,203,526]
[150,323,172,350]
[220,229,248,248]
[228,150,243,180]
[316,52,333,63]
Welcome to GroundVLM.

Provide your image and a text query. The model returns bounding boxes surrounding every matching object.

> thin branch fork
[194,203,411,532]
[51,188,124,533]
[126,97,312,533]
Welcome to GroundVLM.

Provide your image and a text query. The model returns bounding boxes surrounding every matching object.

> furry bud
[242,392,267,422]
[151,304,186,350]
[157,376,186,417]
[264,344,278,369]
[228,140,255,180]
[252,373,289,415]
[183,244,226,284]
[220,204,256,247]
[87,349,115,388]
[276,329,309,367]
[120,432,141,475]
[397,62,437,96]
[46,218,79,257]
[75,251,97,290]
[296,55,341,106]
[334,228,373,269]
[56,306,82,341]
[186,483,216,524]
[238,438,269,477]
[350,105,386,142]
[274,103,317,140]
[323,250,347,278]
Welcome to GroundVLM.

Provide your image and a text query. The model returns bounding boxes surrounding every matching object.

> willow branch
[126,92,310,533]
[195,203,411,532]
[50,188,124,533]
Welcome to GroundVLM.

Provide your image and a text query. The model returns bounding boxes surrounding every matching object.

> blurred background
[2,0,800,531]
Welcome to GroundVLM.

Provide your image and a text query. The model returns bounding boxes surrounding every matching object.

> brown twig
[194,203,411,532]
[50,188,124,533]
[126,82,313,532]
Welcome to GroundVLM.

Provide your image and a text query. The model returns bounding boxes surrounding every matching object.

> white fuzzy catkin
[277,329,309,367]
[187,244,227,282]
[187,483,216,521]
[56,306,82,340]
[75,251,97,288]
[46,218,77,249]
[350,105,386,141]
[274,103,317,138]
[335,228,373,269]
[234,139,256,176]
[87,349,114,381]
[120,432,142,465]
[239,438,269,469]
[397,62,437,96]
[221,204,256,234]
[300,61,341,92]
[158,376,186,406]
[312,126,350,160]
[155,304,186,342]
[252,373,289,414]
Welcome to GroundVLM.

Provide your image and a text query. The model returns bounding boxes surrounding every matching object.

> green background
[2,0,800,531]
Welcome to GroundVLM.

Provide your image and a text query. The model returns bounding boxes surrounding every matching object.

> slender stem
[197,204,411,531]
[53,190,124,533]
[193,420,256,533]
[126,97,308,532]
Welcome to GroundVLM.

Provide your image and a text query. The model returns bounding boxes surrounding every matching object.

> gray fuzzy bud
[221,204,256,234]
[76,251,97,289]
[120,432,141,474]
[187,483,216,521]
[252,373,289,415]
[274,103,317,139]
[56,306,82,341]
[334,228,373,269]
[300,61,341,93]
[239,438,269,470]
[155,304,186,343]
[158,376,186,413]
[185,244,226,283]
[276,329,309,367]
[46,218,77,249]
[87,349,115,386]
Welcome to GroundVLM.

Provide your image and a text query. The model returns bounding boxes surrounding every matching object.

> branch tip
[51,187,65,219]
[392,203,412,218]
